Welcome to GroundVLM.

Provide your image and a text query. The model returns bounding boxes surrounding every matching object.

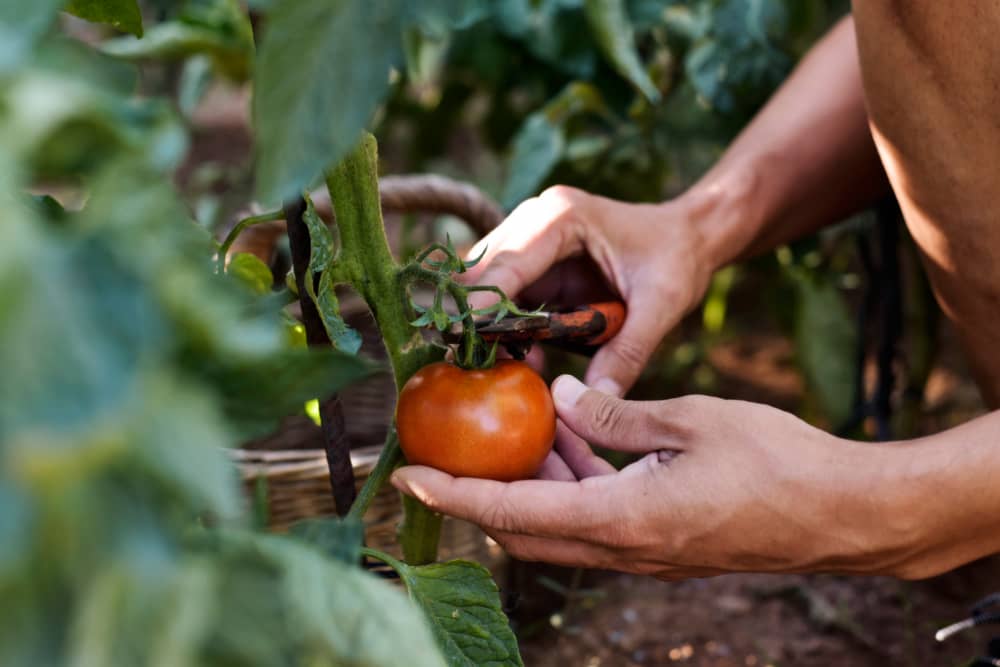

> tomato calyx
[401,235,541,370]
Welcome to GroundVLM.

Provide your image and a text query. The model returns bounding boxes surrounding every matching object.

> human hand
[392,376,925,580]
[461,186,716,397]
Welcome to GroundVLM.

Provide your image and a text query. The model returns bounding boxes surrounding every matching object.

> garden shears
[447,301,626,358]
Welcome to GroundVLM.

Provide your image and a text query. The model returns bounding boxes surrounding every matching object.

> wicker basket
[228,176,506,569]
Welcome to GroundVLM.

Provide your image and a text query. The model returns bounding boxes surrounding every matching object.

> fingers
[583,293,676,397]
[553,420,616,478]
[536,450,577,482]
[484,529,617,570]
[460,190,584,310]
[551,376,690,453]
[390,465,615,540]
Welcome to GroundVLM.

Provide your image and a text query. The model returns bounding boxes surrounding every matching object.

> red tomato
[396,360,556,481]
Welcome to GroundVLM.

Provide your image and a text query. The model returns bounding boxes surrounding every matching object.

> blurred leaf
[408,0,489,37]
[0,0,63,73]
[501,113,565,208]
[684,0,791,115]
[194,348,379,437]
[403,27,450,87]
[254,0,402,204]
[65,0,144,37]
[102,20,253,81]
[205,531,447,667]
[788,267,857,426]
[288,517,363,565]
[377,555,523,667]
[501,82,608,207]
[228,252,274,295]
[178,55,215,117]
[492,0,596,78]
[2,69,187,177]
[584,0,661,102]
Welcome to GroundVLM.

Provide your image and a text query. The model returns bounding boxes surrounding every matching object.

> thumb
[583,295,674,397]
[551,375,676,453]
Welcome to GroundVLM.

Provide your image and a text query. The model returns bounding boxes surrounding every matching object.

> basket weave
[229,175,505,568]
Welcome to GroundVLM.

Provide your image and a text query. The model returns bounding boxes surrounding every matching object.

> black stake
[284,197,356,516]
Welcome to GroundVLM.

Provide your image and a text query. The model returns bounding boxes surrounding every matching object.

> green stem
[216,209,284,273]
[347,428,403,522]
[326,134,443,564]
[398,494,442,565]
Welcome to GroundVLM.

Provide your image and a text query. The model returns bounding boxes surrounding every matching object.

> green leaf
[101,21,252,81]
[65,0,144,37]
[407,0,489,37]
[493,0,596,79]
[376,554,523,667]
[254,0,403,204]
[205,532,448,667]
[501,113,565,208]
[0,0,63,72]
[194,347,379,437]
[224,263,274,303]
[288,517,363,565]
[788,267,857,427]
[227,252,274,295]
[315,269,363,354]
[584,0,661,103]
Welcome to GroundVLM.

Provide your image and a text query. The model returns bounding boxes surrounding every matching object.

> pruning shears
[446,301,626,358]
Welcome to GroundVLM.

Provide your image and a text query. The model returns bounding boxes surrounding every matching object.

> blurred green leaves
[65,0,143,37]
[101,0,254,81]
[0,15,440,666]
[254,0,403,204]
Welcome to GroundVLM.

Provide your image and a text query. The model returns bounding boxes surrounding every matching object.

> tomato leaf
[288,517,364,565]
[583,0,660,103]
[65,0,143,38]
[316,269,363,354]
[254,0,403,204]
[0,0,64,73]
[501,113,565,209]
[373,554,523,667]
[227,252,274,295]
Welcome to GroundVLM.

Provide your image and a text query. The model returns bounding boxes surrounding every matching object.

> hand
[392,376,928,580]
[462,186,715,397]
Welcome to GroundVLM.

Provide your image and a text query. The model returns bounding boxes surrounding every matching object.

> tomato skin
[396,360,556,481]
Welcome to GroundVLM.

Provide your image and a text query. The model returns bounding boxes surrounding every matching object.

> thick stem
[326,134,443,563]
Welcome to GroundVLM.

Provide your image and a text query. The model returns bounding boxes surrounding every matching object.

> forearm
[679,16,889,268]
[872,411,1000,578]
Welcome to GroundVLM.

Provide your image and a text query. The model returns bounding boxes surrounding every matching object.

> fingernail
[593,377,622,398]
[552,375,587,408]
[390,471,412,495]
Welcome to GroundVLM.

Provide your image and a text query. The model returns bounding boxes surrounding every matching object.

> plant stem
[216,209,284,273]
[347,428,403,522]
[284,198,355,515]
[326,133,443,564]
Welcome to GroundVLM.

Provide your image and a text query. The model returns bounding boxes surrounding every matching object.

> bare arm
[464,16,889,395]
[692,16,888,266]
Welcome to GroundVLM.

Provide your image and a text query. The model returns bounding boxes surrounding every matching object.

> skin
[393,5,1000,580]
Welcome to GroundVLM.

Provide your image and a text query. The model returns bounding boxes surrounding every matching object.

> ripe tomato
[396,360,556,481]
